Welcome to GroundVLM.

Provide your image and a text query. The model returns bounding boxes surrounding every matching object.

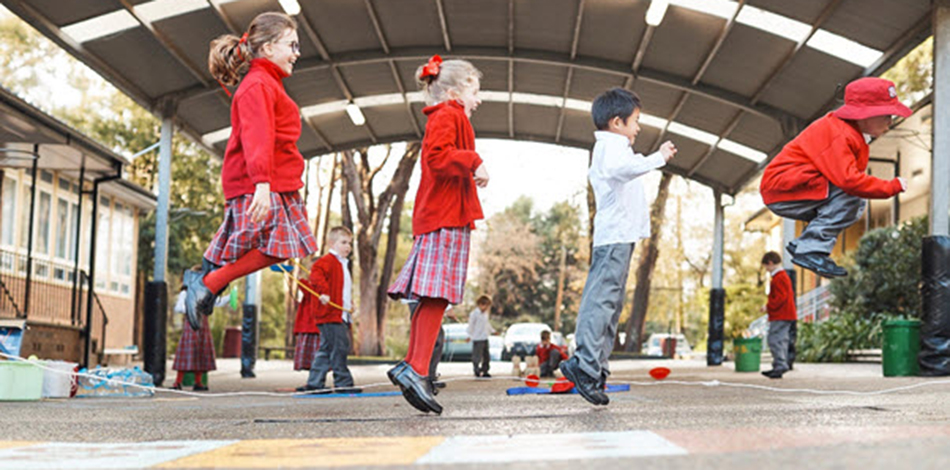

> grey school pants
[306,322,354,388]
[768,320,794,372]
[767,184,866,256]
[573,242,634,379]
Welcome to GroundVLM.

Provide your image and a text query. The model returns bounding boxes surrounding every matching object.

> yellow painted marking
[0,441,37,450]
[156,436,445,468]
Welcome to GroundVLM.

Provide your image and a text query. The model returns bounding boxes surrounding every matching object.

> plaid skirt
[204,191,318,265]
[388,227,471,304]
[293,332,321,371]
[173,316,217,372]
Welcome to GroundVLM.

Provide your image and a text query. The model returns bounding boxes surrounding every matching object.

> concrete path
[2,358,950,468]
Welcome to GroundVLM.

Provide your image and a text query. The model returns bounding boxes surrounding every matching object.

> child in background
[292,255,320,372]
[537,330,568,378]
[561,87,676,406]
[466,295,495,378]
[297,227,358,393]
[760,251,797,379]
[185,12,318,331]
[760,77,909,278]
[170,281,216,391]
[387,55,488,415]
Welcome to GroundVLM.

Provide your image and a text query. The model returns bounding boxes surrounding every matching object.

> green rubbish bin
[882,319,921,377]
[734,337,762,372]
[182,371,208,387]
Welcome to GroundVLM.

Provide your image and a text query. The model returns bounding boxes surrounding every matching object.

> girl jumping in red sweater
[387,56,489,414]
[184,12,318,330]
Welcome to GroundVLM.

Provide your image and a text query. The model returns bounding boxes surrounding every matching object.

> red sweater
[536,343,568,363]
[299,253,348,325]
[760,113,902,204]
[220,58,305,200]
[412,101,485,236]
[767,270,797,322]
[293,289,320,334]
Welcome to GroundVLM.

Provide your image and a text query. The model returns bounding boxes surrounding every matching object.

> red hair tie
[239,32,248,45]
[419,55,442,81]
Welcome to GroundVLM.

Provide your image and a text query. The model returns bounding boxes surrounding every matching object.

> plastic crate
[0,360,44,401]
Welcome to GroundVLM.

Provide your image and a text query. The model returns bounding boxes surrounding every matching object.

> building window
[55,198,69,259]
[95,196,110,289]
[36,191,52,255]
[1,176,16,247]
[18,183,30,250]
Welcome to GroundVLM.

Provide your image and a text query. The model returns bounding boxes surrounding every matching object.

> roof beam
[389,60,423,139]
[170,48,800,128]
[750,0,843,104]
[435,0,452,52]
[570,0,586,60]
[508,0,515,54]
[207,0,240,35]
[297,10,332,61]
[632,25,655,73]
[686,111,743,177]
[508,59,514,138]
[364,0,390,54]
[554,67,575,143]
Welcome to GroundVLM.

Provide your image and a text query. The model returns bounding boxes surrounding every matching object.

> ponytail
[207,12,298,87]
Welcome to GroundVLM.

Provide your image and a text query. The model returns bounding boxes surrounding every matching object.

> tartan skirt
[204,191,318,265]
[293,332,321,371]
[388,227,471,304]
[173,316,217,372]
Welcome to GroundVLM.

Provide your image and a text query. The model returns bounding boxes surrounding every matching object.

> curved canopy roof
[1,0,932,194]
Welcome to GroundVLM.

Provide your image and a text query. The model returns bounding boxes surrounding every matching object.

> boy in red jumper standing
[297,227,358,393]
[760,252,796,379]
[387,56,488,415]
[760,77,909,278]
[184,12,318,330]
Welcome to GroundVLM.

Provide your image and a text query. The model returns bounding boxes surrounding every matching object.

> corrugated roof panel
[362,105,416,139]
[822,0,931,51]
[568,68,626,102]
[469,102,509,136]
[758,47,860,119]
[444,0,511,48]
[301,0,381,54]
[514,62,568,96]
[513,103,560,137]
[177,93,231,135]
[374,0,444,49]
[676,95,741,137]
[514,0,575,53]
[699,24,795,97]
[153,8,231,83]
[285,67,347,105]
[338,62,401,97]
[643,6,725,79]
[577,0,646,62]
[84,28,198,98]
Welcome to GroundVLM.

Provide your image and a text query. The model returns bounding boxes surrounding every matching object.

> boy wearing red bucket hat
[760,77,911,278]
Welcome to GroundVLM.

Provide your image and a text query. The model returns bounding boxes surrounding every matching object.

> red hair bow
[239,32,248,45]
[419,55,442,80]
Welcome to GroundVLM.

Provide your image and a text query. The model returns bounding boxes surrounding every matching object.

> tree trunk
[320,154,339,254]
[623,172,674,352]
[553,243,567,331]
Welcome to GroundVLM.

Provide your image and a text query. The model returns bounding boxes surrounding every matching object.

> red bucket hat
[833,77,912,120]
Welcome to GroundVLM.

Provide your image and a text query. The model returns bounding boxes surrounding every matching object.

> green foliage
[798,216,927,362]
[725,284,767,340]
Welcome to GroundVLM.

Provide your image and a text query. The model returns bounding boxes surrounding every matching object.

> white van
[642,333,693,357]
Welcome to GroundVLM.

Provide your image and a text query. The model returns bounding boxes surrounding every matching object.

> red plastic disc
[551,377,575,393]
[649,367,671,380]
[525,374,541,388]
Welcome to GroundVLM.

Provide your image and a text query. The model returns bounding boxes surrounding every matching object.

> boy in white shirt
[466,295,495,377]
[560,88,677,406]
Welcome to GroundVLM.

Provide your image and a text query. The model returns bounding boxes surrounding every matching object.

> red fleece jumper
[536,343,569,364]
[760,113,902,205]
[406,101,485,375]
[767,270,797,322]
[300,253,347,325]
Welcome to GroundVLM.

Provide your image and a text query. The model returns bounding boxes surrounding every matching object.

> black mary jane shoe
[390,361,442,414]
[388,362,430,412]
[192,384,209,392]
[170,383,182,390]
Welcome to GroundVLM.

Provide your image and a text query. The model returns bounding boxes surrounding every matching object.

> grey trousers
[306,322,354,388]
[539,352,563,377]
[573,243,635,379]
[471,340,490,375]
[768,320,794,372]
[767,184,866,255]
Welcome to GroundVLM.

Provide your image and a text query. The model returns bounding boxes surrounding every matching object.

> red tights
[203,249,282,294]
[405,298,449,375]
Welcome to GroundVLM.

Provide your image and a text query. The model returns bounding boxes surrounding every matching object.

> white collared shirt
[330,249,353,323]
[466,307,494,341]
[589,131,667,247]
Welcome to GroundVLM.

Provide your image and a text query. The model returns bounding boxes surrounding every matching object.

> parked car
[641,333,693,357]
[502,323,561,360]
[441,324,472,361]
[488,335,503,361]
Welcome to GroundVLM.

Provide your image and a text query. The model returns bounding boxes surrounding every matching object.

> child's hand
[898,177,907,192]
[474,163,490,188]
[248,182,271,223]
[659,141,677,162]
[319,294,330,305]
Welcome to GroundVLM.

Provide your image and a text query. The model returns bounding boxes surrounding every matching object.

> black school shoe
[791,252,847,278]
[388,361,439,414]
[761,369,787,379]
[559,357,608,406]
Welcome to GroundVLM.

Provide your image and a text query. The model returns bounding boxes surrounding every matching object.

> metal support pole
[84,171,121,368]
[70,161,85,325]
[241,271,261,378]
[23,146,38,318]
[781,218,796,271]
[707,191,725,366]
[932,0,950,237]
[144,111,175,386]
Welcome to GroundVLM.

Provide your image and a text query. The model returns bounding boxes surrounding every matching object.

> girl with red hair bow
[386,56,489,415]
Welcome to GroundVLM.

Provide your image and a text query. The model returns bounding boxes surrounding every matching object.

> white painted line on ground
[415,431,687,464]
[0,440,237,470]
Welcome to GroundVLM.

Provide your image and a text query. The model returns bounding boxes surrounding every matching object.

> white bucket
[41,360,78,398]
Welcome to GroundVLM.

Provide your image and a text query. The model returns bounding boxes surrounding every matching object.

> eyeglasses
[275,40,300,54]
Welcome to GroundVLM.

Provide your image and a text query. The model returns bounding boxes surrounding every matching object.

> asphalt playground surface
[3,357,950,469]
